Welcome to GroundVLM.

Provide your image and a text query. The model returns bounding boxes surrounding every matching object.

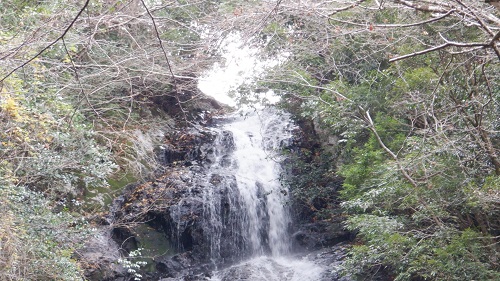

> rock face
[157,127,220,166]
[283,117,352,252]
[292,220,351,251]
[102,121,246,280]
[110,147,220,279]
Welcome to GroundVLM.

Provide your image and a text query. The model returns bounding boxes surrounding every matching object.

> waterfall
[224,109,292,256]
[140,105,329,280]
[193,108,324,280]
[201,108,293,263]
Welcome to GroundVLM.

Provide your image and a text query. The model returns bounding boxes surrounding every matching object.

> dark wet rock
[155,252,196,277]
[306,242,392,281]
[292,220,351,251]
[280,111,352,254]
[157,128,219,167]
[155,251,214,279]
[102,125,244,279]
[148,74,225,123]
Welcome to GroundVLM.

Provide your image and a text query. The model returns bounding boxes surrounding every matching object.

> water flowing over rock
[98,108,351,280]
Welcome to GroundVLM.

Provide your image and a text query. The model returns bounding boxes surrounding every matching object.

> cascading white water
[199,108,325,280]
[201,108,293,261]
[196,32,326,281]
[225,109,292,257]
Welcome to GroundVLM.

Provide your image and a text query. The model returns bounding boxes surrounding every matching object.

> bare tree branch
[329,8,455,28]
[0,0,91,83]
[140,0,179,91]
[389,41,490,62]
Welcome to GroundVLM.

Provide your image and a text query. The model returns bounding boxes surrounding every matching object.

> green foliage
[283,148,341,219]
[244,2,500,280]
[0,62,115,279]
[393,66,439,95]
[1,75,117,196]
[0,184,91,280]
[345,222,499,281]
[337,71,499,279]
[261,21,289,54]
[340,143,384,195]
